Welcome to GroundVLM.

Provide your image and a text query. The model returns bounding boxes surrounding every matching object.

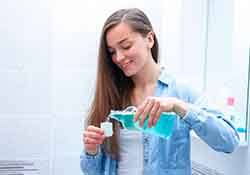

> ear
[146,31,155,49]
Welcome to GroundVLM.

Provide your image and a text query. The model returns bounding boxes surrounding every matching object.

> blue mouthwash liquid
[108,107,176,138]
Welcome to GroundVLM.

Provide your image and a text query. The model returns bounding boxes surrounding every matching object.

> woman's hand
[83,125,105,155]
[133,96,188,128]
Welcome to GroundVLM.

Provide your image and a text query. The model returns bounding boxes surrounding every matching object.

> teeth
[122,61,131,68]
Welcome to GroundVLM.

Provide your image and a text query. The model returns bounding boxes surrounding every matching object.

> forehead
[106,22,137,47]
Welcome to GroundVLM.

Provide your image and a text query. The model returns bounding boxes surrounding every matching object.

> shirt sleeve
[181,90,240,153]
[80,146,104,175]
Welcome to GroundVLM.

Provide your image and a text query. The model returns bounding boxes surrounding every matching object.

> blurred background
[0,0,249,174]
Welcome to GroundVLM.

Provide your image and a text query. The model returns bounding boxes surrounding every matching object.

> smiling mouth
[121,60,132,69]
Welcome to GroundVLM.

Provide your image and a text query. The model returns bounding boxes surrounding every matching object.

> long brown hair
[85,8,159,160]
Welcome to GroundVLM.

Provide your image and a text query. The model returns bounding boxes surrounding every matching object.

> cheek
[131,47,146,62]
[127,46,140,59]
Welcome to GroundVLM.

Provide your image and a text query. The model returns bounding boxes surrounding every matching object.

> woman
[80,8,239,175]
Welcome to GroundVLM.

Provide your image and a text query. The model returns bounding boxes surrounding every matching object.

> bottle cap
[101,122,113,137]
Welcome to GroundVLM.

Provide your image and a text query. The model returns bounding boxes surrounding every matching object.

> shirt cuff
[182,104,207,128]
[84,146,102,159]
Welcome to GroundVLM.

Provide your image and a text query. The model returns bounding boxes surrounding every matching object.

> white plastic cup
[101,122,113,137]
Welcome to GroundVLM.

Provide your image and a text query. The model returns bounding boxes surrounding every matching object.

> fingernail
[153,120,157,126]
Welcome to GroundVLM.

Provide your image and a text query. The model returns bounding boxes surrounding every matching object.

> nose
[115,50,125,63]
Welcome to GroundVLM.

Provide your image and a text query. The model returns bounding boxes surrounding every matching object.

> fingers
[153,106,162,126]
[87,125,104,135]
[84,131,105,142]
[134,99,148,122]
[84,126,105,141]
[148,101,160,128]
[134,96,168,128]
[83,125,105,152]
[139,98,155,127]
[134,97,160,127]
[84,136,104,145]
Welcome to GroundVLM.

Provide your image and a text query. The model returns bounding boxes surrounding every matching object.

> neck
[131,58,160,89]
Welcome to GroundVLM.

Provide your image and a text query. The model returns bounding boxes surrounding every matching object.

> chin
[123,70,136,77]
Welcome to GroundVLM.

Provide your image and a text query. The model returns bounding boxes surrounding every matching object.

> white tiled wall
[1,0,249,175]
[0,0,164,174]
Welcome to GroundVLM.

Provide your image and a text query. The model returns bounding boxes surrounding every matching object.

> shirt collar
[158,65,171,86]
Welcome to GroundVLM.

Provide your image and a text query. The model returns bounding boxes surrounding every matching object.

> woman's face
[106,22,154,77]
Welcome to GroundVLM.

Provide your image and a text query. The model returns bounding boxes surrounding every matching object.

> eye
[122,44,132,50]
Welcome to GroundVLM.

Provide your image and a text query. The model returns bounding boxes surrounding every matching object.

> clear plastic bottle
[108,106,176,138]
[226,97,238,124]
[225,97,246,134]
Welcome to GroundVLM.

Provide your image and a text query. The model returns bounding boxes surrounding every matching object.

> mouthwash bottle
[108,106,176,138]
[226,97,246,141]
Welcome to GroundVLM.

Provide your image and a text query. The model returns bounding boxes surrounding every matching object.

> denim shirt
[80,66,240,175]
